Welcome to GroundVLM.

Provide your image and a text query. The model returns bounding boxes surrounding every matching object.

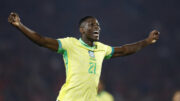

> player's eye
[90,23,94,26]
[90,23,99,27]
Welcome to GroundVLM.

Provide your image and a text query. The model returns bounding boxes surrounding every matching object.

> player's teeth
[94,31,99,33]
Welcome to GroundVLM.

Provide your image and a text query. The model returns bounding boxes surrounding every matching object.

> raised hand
[8,12,21,27]
[146,30,160,44]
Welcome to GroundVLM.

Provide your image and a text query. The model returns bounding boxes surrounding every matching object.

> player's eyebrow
[89,22,100,26]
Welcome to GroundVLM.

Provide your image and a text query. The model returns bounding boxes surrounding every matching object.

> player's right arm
[8,12,59,52]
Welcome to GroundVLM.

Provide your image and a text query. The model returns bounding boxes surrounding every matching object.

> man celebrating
[8,12,159,101]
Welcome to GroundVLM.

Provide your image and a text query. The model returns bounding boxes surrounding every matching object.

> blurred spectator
[172,91,180,101]
[96,80,114,101]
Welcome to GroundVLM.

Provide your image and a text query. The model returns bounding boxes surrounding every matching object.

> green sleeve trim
[56,39,68,75]
[104,47,114,59]
[63,50,68,75]
[57,39,65,54]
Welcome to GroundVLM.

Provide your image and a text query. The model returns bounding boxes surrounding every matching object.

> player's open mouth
[93,31,99,35]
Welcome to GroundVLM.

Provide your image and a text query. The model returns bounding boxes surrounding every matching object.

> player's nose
[95,26,101,31]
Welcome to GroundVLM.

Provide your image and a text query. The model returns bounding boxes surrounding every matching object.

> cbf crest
[88,51,95,58]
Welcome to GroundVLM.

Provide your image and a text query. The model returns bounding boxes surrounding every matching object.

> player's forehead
[86,18,99,24]
[80,18,100,28]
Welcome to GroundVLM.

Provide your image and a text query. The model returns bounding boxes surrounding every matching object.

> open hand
[8,12,21,27]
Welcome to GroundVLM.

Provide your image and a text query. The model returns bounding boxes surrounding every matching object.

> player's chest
[72,47,105,61]
[71,48,105,74]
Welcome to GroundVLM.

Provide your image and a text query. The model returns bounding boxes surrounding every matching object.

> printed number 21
[88,62,96,74]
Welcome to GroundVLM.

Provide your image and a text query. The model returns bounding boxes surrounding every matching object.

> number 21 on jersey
[88,62,96,74]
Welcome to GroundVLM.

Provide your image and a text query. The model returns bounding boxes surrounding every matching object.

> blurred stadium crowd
[0,0,180,101]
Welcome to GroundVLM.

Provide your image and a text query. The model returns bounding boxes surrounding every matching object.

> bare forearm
[16,23,46,46]
[121,39,150,55]
[113,39,150,57]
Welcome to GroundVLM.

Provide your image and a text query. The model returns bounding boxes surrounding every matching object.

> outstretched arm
[112,30,160,57]
[8,12,59,52]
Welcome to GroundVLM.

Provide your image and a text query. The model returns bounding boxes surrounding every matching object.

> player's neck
[81,37,93,47]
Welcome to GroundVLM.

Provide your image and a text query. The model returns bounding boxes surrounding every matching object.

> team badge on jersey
[88,51,95,58]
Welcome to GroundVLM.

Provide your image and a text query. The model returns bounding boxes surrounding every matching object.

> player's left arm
[112,30,160,58]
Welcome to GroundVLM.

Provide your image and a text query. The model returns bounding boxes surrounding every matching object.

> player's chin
[92,37,99,41]
[89,36,99,41]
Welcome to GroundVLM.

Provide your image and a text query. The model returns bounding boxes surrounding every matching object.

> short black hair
[79,16,96,27]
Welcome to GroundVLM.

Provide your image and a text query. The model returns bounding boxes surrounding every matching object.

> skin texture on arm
[112,30,160,57]
[8,12,59,52]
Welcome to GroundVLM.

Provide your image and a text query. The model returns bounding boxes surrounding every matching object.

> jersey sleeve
[104,44,114,59]
[56,37,72,54]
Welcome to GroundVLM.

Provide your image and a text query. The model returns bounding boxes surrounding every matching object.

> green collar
[79,38,96,50]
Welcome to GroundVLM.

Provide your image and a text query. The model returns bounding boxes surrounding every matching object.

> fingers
[8,12,20,26]
[8,15,14,23]
[151,30,160,37]
[154,31,160,36]
[8,12,19,21]
[154,31,160,39]
[151,30,160,35]
[8,12,14,23]
[10,12,18,17]
[148,30,160,44]
[152,30,160,42]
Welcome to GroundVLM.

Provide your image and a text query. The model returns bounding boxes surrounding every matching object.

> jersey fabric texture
[56,37,114,101]
[96,91,114,101]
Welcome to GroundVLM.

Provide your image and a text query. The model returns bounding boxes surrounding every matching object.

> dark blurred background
[1,0,180,101]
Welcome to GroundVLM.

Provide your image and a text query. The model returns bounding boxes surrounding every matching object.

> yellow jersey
[56,37,114,101]
[96,91,114,101]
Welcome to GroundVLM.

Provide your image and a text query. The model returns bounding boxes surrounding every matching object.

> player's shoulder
[95,41,110,48]
[57,37,79,43]
[57,37,77,41]
[66,37,78,42]
[95,41,105,46]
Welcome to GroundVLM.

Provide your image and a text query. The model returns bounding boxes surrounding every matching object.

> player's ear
[79,27,85,34]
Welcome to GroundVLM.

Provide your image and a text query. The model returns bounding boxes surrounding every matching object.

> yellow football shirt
[96,91,114,101]
[56,37,114,101]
